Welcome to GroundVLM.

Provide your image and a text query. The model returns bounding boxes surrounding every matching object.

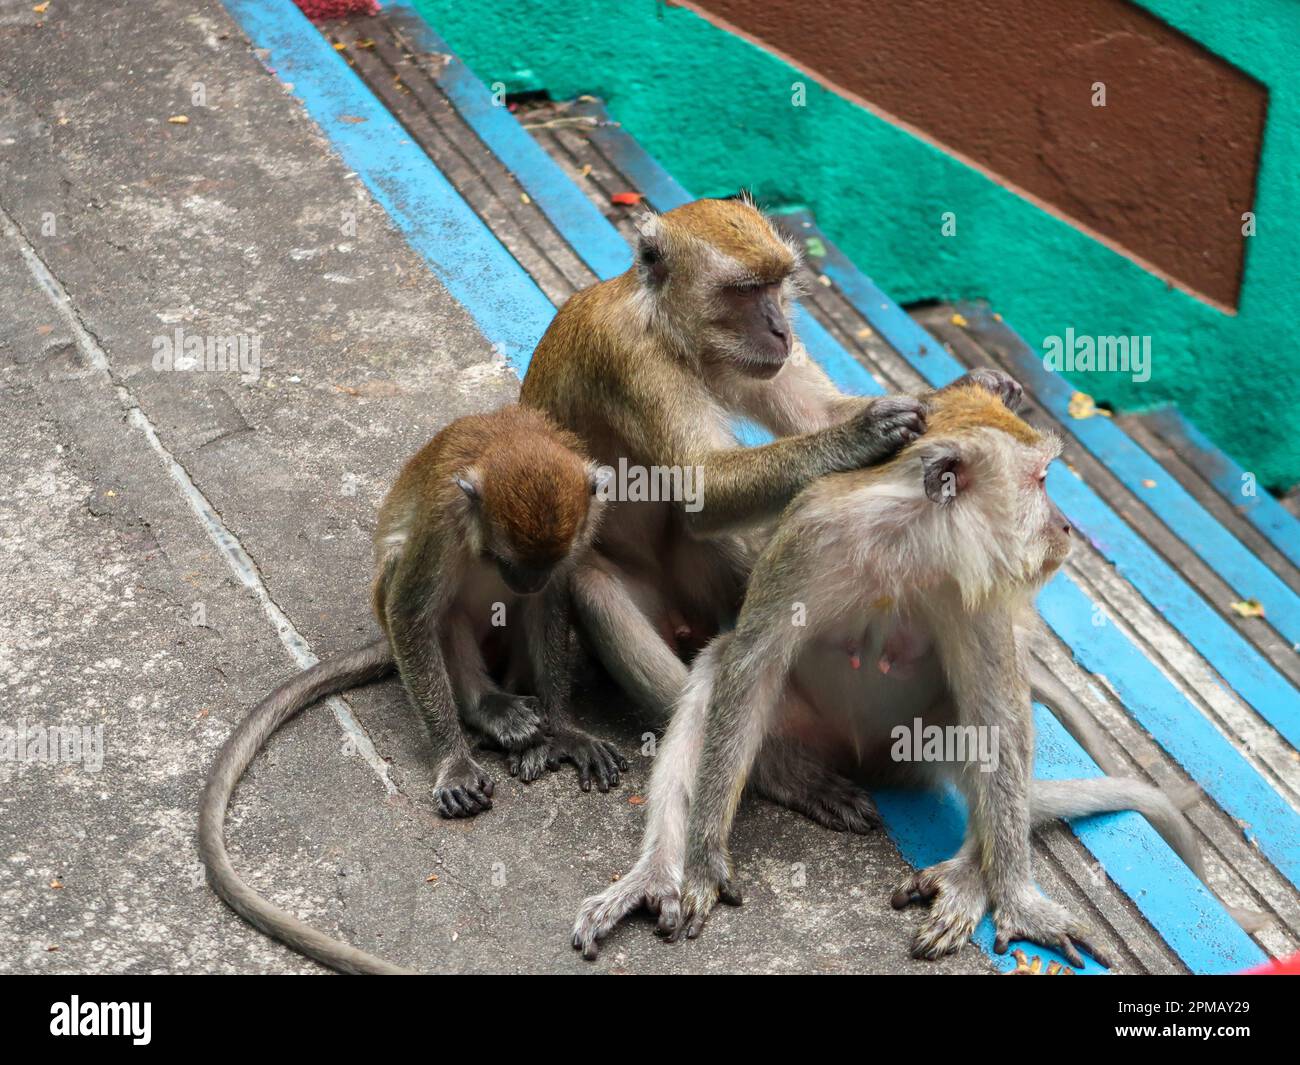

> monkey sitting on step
[573,379,1203,967]
[522,194,933,832]
[201,404,622,975]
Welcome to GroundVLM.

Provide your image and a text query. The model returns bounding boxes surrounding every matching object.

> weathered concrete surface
[0,0,988,974]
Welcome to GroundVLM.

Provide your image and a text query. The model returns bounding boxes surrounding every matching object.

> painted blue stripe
[220,0,554,374]
[1030,702,1264,973]
[1040,576,1300,894]
[385,3,632,281]
[879,695,1266,975]
[954,304,1300,649]
[791,216,1300,751]
[1145,406,1300,574]
[551,98,1262,968]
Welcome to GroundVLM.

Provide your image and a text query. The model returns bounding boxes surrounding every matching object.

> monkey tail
[198,637,412,975]
[1029,776,1205,882]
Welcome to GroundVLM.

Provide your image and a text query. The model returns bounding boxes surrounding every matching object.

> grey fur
[198,638,413,975]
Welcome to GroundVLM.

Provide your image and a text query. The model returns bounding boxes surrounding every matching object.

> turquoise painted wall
[412,0,1300,492]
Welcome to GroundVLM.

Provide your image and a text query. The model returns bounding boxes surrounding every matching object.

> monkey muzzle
[497,560,553,596]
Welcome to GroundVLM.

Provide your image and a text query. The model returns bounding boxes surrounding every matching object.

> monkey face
[717,280,793,378]
[494,555,555,596]
[1039,481,1073,573]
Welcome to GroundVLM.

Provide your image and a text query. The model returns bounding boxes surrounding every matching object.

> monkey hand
[842,396,927,467]
[891,854,989,961]
[661,849,742,943]
[474,692,548,752]
[955,367,1023,411]
[539,727,628,793]
[433,755,496,818]
[992,887,1110,970]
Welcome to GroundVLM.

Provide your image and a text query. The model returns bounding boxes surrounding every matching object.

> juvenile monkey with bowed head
[200,405,622,975]
[573,380,1204,966]
[522,194,932,829]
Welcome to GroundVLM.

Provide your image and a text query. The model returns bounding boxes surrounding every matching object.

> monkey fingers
[662,870,742,943]
[433,757,496,819]
[991,889,1111,970]
[507,743,549,783]
[572,858,681,961]
[891,855,989,961]
[950,368,1024,412]
[543,728,629,793]
[474,692,548,752]
[851,396,927,464]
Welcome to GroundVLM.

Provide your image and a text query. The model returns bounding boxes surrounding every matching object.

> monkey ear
[921,444,969,505]
[589,463,615,498]
[452,469,482,503]
[635,217,669,288]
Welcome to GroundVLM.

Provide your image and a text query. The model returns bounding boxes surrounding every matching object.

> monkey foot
[433,757,496,818]
[891,855,988,961]
[659,850,742,944]
[474,692,547,752]
[752,743,881,834]
[992,889,1110,969]
[572,856,680,961]
[543,727,628,793]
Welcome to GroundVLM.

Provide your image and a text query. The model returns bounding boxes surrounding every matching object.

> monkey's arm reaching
[616,374,926,536]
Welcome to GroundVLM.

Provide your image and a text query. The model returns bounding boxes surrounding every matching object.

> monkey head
[634,195,802,380]
[912,384,1072,603]
[454,435,611,596]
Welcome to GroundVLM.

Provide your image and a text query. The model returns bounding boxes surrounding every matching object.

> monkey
[572,379,1206,967]
[521,194,940,830]
[200,404,622,975]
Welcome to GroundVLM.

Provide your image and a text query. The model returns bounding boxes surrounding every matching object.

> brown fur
[924,384,1042,447]
[660,198,795,282]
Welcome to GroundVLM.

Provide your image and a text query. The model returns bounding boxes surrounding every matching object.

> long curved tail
[1030,776,1204,881]
[198,637,412,975]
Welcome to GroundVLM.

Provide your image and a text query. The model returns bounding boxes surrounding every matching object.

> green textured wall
[411,0,1300,492]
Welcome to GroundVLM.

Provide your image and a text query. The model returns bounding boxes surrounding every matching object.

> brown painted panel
[690,0,1266,309]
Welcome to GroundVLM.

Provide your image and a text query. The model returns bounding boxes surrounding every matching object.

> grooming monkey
[200,404,622,975]
[573,380,1204,966]
[522,194,938,827]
